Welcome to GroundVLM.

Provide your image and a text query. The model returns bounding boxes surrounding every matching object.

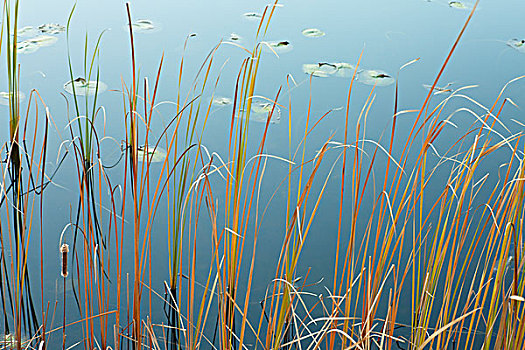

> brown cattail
[60,243,69,278]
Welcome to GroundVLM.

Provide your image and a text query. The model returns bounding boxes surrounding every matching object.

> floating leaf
[18,35,58,54]
[242,97,281,124]
[448,1,471,9]
[243,12,262,20]
[333,62,356,77]
[137,145,167,163]
[38,23,65,34]
[64,78,108,96]
[507,39,525,53]
[303,62,355,78]
[264,40,293,53]
[212,96,232,106]
[130,19,159,33]
[357,69,395,86]
[0,91,25,106]
[423,82,454,95]
[17,26,38,37]
[18,41,40,54]
[230,33,242,42]
[302,28,325,38]
[303,63,337,77]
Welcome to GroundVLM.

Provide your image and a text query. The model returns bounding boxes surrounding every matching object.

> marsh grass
[1,0,525,349]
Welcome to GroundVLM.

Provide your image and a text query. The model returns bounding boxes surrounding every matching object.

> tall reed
[3,0,525,349]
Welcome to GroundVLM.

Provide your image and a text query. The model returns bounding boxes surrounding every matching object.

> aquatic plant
[0,91,25,105]
[301,28,325,37]
[357,69,395,86]
[17,35,57,54]
[264,40,293,54]
[507,38,525,53]
[243,12,262,21]
[212,96,232,106]
[303,62,355,78]
[63,77,108,96]
[4,0,525,349]
[229,33,241,42]
[130,19,159,33]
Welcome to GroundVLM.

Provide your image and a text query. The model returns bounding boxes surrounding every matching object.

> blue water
[1,0,525,347]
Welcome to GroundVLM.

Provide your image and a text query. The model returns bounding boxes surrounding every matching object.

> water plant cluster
[0,0,524,349]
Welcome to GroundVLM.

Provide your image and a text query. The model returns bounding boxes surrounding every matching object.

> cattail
[60,243,69,278]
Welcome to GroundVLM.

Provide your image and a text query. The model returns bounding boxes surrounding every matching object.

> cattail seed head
[60,243,69,278]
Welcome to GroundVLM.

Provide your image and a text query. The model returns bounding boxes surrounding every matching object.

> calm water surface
[2,0,524,346]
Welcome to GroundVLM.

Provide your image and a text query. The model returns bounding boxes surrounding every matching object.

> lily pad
[0,91,25,106]
[64,78,108,96]
[423,82,454,95]
[137,145,167,163]
[212,96,232,106]
[333,62,356,77]
[230,33,242,42]
[303,62,355,78]
[130,19,159,33]
[357,69,395,86]
[448,1,471,9]
[264,40,293,53]
[38,23,65,34]
[507,39,525,53]
[303,63,337,77]
[240,98,281,124]
[17,26,38,37]
[243,12,262,21]
[18,35,58,54]
[302,28,325,38]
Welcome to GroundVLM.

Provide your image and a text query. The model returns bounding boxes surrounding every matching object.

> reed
[1,1,46,349]
[2,0,525,349]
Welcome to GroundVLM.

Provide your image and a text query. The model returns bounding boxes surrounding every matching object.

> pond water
[1,0,525,348]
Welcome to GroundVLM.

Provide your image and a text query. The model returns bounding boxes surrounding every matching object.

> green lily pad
[357,69,395,86]
[130,19,159,33]
[38,23,65,34]
[264,40,293,53]
[448,1,471,9]
[423,82,454,95]
[302,28,325,38]
[17,26,38,37]
[212,96,232,106]
[243,12,262,21]
[18,35,58,54]
[303,62,355,78]
[137,145,167,163]
[242,98,281,124]
[333,62,356,77]
[18,40,40,54]
[303,63,337,77]
[0,91,25,106]
[230,33,242,42]
[507,39,525,53]
[17,24,64,37]
[64,78,108,96]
